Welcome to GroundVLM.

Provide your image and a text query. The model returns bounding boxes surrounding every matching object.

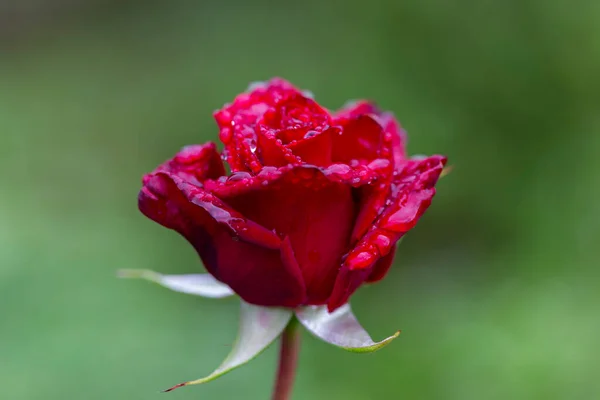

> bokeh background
[1,0,599,399]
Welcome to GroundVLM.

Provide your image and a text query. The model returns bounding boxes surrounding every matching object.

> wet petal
[332,114,385,164]
[143,142,226,186]
[139,173,306,307]
[375,112,407,167]
[286,126,337,167]
[328,155,447,311]
[366,246,396,283]
[163,301,292,392]
[334,100,379,120]
[117,269,234,298]
[219,166,356,305]
[295,304,399,352]
[215,78,332,170]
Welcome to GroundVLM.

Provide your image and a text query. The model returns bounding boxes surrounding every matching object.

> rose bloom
[139,79,446,312]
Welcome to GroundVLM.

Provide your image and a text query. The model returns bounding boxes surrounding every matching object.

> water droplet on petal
[348,251,375,269]
[246,139,258,153]
[368,159,390,170]
[303,130,318,139]
[373,234,392,255]
[326,164,351,176]
[228,171,252,182]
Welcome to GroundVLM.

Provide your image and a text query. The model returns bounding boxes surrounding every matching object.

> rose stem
[271,317,301,400]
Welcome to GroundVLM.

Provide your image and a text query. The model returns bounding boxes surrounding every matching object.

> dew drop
[368,159,390,170]
[303,130,318,139]
[326,164,351,176]
[348,251,375,269]
[246,139,258,153]
[373,234,392,255]
[228,171,252,182]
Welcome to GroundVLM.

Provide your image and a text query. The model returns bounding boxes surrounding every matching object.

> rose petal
[332,105,410,242]
[117,269,234,298]
[366,246,396,283]
[255,124,300,167]
[376,112,407,167]
[349,165,394,243]
[214,109,263,173]
[332,114,385,164]
[333,101,408,169]
[203,161,394,305]
[143,142,226,186]
[163,301,292,392]
[334,100,379,119]
[327,155,447,311]
[258,92,331,142]
[295,304,399,352]
[139,173,306,307]
[219,166,357,305]
[286,126,337,167]
[215,78,332,170]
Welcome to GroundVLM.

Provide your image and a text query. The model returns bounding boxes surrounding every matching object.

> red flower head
[139,78,446,311]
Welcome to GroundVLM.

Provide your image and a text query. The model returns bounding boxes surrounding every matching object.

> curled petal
[143,142,226,186]
[327,155,447,311]
[139,173,306,307]
[117,269,234,298]
[164,301,292,392]
[295,304,399,352]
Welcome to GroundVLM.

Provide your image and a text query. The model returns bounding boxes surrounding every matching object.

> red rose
[139,78,446,311]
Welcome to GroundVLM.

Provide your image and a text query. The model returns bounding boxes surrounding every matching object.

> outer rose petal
[331,105,409,244]
[217,166,358,304]
[139,159,307,307]
[327,155,447,311]
[366,246,396,283]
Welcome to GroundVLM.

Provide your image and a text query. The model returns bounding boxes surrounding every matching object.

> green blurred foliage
[1,0,599,399]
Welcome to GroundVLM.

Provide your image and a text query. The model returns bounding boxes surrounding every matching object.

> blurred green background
[1,0,599,399]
